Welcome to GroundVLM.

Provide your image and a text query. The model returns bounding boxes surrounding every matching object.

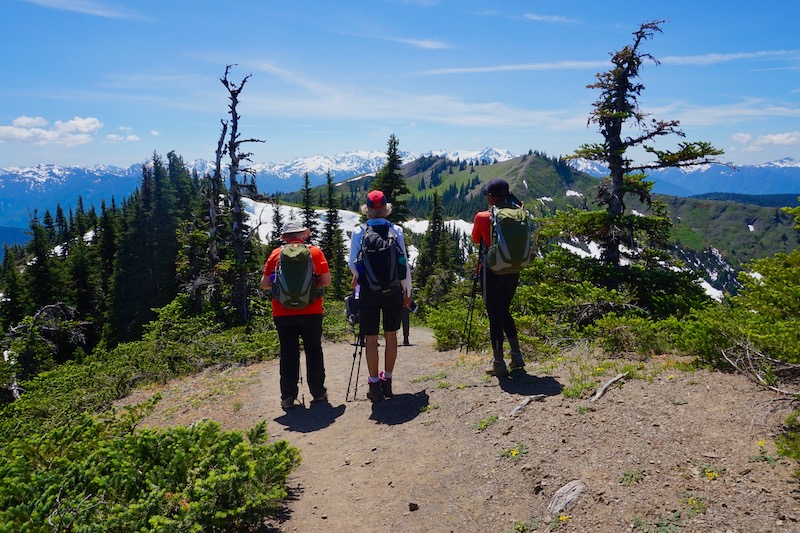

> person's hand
[403,294,412,309]
[351,274,358,289]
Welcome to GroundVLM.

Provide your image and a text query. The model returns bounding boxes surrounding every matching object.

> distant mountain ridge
[0,148,514,227]
[570,157,800,197]
[1,149,798,228]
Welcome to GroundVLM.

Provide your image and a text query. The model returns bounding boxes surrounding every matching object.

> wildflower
[668,375,675,380]
[559,514,572,522]
[757,439,767,448]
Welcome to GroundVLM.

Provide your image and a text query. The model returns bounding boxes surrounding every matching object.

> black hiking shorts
[358,287,403,336]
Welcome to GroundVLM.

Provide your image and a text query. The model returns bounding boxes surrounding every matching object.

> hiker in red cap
[348,190,413,402]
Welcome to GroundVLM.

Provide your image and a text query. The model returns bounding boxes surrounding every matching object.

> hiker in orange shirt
[262,220,331,410]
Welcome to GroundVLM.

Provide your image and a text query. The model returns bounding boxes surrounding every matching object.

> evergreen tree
[25,215,68,313]
[0,246,28,330]
[151,153,180,304]
[269,195,285,252]
[319,171,348,299]
[414,191,444,288]
[301,172,319,244]
[571,20,723,270]
[371,134,411,222]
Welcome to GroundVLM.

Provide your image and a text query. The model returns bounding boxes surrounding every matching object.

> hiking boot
[381,377,394,398]
[402,337,410,346]
[485,359,508,377]
[311,391,328,405]
[367,380,384,402]
[281,397,296,411]
[509,352,525,372]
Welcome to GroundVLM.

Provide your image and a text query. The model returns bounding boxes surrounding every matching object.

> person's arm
[312,247,332,287]
[348,224,363,275]
[261,248,280,290]
[393,224,413,302]
[472,211,490,250]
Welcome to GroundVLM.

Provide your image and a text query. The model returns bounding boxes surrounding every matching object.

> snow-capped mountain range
[569,157,800,197]
[1,148,798,228]
[0,148,513,227]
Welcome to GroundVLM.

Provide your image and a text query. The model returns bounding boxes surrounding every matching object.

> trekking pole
[346,326,364,401]
[299,348,306,408]
[460,261,481,353]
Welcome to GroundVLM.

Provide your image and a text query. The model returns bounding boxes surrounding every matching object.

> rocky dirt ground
[119,326,800,532]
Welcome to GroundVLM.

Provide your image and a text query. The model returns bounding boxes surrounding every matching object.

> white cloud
[730,130,800,152]
[23,0,145,20]
[752,130,800,146]
[106,134,139,143]
[150,130,161,136]
[12,116,48,128]
[661,49,800,67]
[54,116,103,133]
[396,37,451,50]
[419,59,606,76]
[0,115,103,146]
[523,13,579,24]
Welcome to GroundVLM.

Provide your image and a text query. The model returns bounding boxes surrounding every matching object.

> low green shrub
[587,313,669,356]
[427,299,488,352]
[0,398,301,532]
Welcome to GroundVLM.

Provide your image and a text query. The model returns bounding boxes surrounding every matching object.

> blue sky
[1,0,799,168]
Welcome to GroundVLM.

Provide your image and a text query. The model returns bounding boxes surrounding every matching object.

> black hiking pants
[274,313,326,401]
[482,268,519,358]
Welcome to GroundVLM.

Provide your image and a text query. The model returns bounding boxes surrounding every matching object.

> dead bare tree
[217,65,265,324]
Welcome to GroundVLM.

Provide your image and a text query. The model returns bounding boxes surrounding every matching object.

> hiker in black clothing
[471,179,526,377]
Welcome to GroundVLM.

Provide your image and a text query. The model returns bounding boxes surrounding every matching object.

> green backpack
[272,243,320,310]
[485,203,534,275]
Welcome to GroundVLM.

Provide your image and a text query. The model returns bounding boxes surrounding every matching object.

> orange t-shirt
[472,210,491,249]
[263,242,330,317]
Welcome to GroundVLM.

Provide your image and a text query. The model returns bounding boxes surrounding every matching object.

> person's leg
[401,308,410,344]
[384,330,398,372]
[380,291,403,396]
[275,316,301,404]
[365,335,380,377]
[499,273,521,355]
[483,269,508,376]
[358,290,383,401]
[298,314,326,400]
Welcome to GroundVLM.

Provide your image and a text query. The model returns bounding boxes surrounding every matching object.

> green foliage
[587,314,670,356]
[777,411,800,468]
[783,197,800,229]
[674,250,800,365]
[427,298,488,352]
[0,399,300,532]
[619,468,645,486]
[474,414,498,431]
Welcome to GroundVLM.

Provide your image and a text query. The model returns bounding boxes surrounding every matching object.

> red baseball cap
[367,190,387,208]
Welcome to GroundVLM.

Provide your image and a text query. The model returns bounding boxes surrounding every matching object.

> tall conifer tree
[371,134,410,222]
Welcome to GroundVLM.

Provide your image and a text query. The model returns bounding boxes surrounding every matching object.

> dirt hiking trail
[120,326,800,532]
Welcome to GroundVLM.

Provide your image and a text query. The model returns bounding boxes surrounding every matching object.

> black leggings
[482,268,519,352]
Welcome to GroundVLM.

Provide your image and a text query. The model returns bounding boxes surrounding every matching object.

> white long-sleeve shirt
[348,218,412,297]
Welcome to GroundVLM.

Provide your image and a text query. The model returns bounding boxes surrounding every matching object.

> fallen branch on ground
[508,394,547,416]
[590,372,628,403]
